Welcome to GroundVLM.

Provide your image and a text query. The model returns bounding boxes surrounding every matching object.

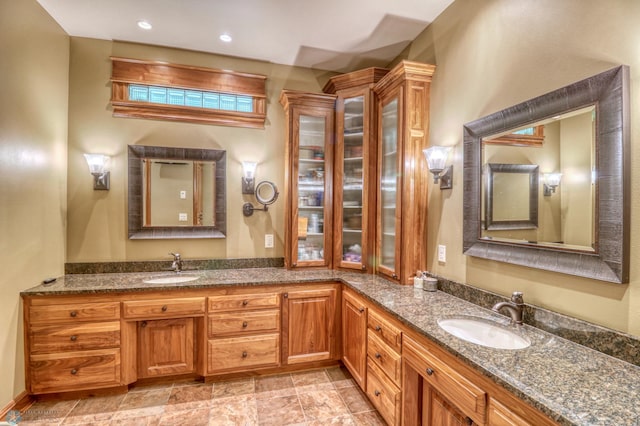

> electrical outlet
[438,245,446,263]
[265,234,274,248]
[179,213,188,221]
[180,190,187,199]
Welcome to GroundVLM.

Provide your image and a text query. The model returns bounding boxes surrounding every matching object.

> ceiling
[36,0,453,73]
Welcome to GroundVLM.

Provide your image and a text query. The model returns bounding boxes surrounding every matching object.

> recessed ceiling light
[137,20,152,30]
[219,33,232,43]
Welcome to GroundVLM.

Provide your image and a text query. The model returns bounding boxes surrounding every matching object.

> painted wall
[66,38,335,263]
[0,0,69,405]
[396,0,640,335]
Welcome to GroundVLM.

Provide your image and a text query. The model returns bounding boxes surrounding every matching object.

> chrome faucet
[492,291,524,325]
[169,252,183,273]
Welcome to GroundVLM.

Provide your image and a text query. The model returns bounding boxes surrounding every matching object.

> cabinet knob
[392,274,398,279]
[426,368,434,376]
[375,325,382,332]
[242,351,248,358]
[361,265,366,271]
[283,293,288,299]
[242,300,249,306]
[292,263,297,267]
[70,369,78,375]
[69,311,77,318]
[358,307,365,313]
[141,321,147,328]
[161,305,168,312]
[375,353,382,359]
[465,417,473,426]
[242,321,248,328]
[374,390,381,397]
[70,335,78,342]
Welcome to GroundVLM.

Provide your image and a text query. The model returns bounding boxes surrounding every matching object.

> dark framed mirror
[128,145,226,239]
[484,163,539,231]
[463,66,630,283]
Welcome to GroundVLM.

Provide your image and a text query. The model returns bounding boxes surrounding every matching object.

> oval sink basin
[143,275,200,284]
[437,316,531,350]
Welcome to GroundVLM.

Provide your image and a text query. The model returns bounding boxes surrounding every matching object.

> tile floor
[16,367,387,425]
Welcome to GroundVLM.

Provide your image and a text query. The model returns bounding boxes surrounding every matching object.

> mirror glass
[128,145,226,239]
[481,106,595,251]
[463,66,629,283]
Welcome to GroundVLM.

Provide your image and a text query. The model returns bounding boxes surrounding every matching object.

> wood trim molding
[110,57,267,128]
[322,67,389,94]
[0,390,33,422]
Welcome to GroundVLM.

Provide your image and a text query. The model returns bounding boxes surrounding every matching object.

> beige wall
[398,0,640,335]
[66,38,335,262]
[0,0,69,405]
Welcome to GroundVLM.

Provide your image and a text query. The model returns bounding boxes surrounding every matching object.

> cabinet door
[376,90,403,281]
[137,318,194,378]
[341,290,368,389]
[424,385,479,426]
[282,287,338,365]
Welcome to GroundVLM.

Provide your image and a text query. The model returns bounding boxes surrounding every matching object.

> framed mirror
[484,163,538,231]
[463,66,630,283]
[128,145,226,239]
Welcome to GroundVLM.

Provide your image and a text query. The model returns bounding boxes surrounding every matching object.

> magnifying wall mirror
[463,66,630,283]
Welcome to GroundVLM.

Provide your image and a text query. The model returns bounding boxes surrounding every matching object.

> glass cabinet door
[296,114,328,265]
[378,97,400,278]
[337,96,366,268]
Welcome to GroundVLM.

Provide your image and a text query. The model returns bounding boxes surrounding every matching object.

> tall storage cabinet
[280,91,337,269]
[323,68,389,273]
[373,61,435,284]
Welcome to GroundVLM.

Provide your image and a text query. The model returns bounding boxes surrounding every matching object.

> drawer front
[208,334,279,373]
[123,297,205,319]
[30,349,121,394]
[208,293,280,312]
[488,398,534,426]
[366,358,401,426]
[404,336,486,425]
[30,322,120,354]
[367,330,401,385]
[368,309,401,353]
[208,309,280,337]
[30,302,120,324]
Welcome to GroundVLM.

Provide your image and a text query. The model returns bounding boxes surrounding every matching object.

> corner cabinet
[373,61,435,284]
[323,68,389,273]
[280,90,337,269]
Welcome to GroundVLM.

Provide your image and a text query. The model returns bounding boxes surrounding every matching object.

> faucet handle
[511,291,524,304]
[169,252,181,260]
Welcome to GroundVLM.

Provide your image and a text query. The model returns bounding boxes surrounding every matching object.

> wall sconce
[543,172,562,196]
[423,146,453,189]
[242,161,257,194]
[83,154,110,190]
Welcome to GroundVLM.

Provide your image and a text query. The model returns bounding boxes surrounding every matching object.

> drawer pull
[70,369,78,375]
[375,325,382,332]
[283,293,288,299]
[375,353,382,359]
[69,311,77,317]
[374,390,381,397]
[392,274,398,279]
[242,321,248,328]
[141,321,147,328]
[465,417,473,426]
[242,300,249,306]
[358,307,365,313]
[161,305,168,312]
[70,335,78,342]
[242,351,248,358]
[426,368,434,376]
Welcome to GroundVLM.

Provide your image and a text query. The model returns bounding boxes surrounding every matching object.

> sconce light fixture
[242,161,257,194]
[543,172,562,196]
[422,146,453,189]
[83,154,110,190]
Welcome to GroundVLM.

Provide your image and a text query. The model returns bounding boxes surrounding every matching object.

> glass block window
[513,127,535,135]
[128,84,254,113]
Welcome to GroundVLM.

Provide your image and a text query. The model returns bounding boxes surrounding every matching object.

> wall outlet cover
[179,213,188,221]
[265,234,274,248]
[438,245,446,263]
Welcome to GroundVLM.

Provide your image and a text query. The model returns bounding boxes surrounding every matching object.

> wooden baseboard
[0,390,33,422]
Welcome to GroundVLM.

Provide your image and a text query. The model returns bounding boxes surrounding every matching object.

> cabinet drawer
[404,336,486,425]
[367,330,401,385]
[30,321,120,354]
[29,302,120,324]
[123,297,205,319]
[368,309,401,353]
[208,309,280,337]
[208,293,280,312]
[366,358,401,426]
[208,334,279,373]
[30,349,121,394]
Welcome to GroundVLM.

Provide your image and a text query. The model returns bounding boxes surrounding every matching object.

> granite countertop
[22,268,640,425]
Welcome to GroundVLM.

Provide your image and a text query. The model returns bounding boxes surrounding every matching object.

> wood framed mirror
[128,145,226,239]
[463,66,630,283]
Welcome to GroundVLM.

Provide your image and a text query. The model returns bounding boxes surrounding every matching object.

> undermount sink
[437,316,531,350]
[143,275,200,284]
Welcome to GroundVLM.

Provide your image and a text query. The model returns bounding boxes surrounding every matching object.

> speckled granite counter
[22,269,640,425]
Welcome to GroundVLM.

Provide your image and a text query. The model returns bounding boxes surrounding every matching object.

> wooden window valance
[110,57,267,128]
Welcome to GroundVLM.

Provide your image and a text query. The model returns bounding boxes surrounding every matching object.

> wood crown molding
[322,67,389,94]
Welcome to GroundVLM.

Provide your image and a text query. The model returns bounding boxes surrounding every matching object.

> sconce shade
[543,172,562,196]
[84,154,110,174]
[423,146,451,173]
[242,161,257,194]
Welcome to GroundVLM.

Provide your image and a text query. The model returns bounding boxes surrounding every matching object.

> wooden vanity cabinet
[373,61,435,284]
[24,296,122,394]
[341,288,368,389]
